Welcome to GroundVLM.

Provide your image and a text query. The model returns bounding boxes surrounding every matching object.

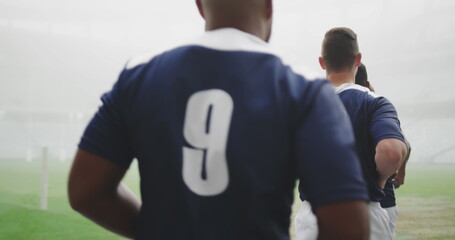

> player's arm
[393,137,411,188]
[68,149,141,239]
[370,98,408,189]
[375,138,407,189]
[314,201,369,240]
[69,66,141,238]
[295,81,369,239]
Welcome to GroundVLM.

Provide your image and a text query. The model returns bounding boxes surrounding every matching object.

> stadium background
[0,0,454,239]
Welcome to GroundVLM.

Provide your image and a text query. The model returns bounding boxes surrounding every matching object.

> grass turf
[0,160,454,239]
[0,160,139,240]
[395,164,455,200]
[394,164,455,240]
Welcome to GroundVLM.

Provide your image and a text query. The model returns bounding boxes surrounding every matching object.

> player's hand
[392,168,405,188]
[377,178,387,189]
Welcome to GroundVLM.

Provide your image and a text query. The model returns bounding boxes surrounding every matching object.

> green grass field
[0,160,140,240]
[0,160,454,239]
[393,164,455,240]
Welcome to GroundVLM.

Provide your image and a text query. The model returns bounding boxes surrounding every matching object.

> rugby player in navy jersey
[295,27,408,240]
[68,1,370,239]
[355,63,412,238]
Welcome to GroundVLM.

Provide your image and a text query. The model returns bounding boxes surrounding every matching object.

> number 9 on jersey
[182,89,234,196]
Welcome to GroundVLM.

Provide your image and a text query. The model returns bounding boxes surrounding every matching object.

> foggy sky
[0,0,454,162]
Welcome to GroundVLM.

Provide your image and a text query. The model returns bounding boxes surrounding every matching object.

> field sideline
[0,160,454,240]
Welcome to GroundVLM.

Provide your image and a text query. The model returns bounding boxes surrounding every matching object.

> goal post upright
[40,146,48,210]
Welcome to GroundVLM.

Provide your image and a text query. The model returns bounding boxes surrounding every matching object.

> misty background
[1,0,454,164]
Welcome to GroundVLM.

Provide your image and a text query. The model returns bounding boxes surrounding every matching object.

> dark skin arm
[314,200,370,240]
[68,149,141,239]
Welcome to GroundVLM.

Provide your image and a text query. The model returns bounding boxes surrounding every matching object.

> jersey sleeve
[369,97,405,146]
[78,69,134,168]
[296,81,368,209]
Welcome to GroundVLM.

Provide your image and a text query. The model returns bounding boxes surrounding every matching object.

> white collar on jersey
[190,28,275,54]
[126,28,276,70]
[335,83,381,98]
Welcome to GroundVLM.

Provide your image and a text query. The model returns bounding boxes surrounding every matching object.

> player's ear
[355,53,362,67]
[196,0,205,19]
[318,57,326,70]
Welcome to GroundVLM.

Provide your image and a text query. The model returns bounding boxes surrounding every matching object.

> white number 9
[182,89,233,196]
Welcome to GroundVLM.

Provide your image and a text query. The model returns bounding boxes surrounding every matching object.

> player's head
[355,63,367,85]
[196,0,273,42]
[319,27,361,74]
[355,63,375,92]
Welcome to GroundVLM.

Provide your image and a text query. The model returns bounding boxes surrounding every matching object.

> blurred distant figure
[295,27,409,240]
[67,1,370,240]
[355,63,412,238]
[355,63,374,92]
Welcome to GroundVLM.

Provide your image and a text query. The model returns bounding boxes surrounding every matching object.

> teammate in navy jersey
[68,1,370,239]
[356,63,412,238]
[295,28,409,240]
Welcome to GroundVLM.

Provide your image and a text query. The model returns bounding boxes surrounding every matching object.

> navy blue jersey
[79,28,368,240]
[381,178,396,208]
[335,83,405,202]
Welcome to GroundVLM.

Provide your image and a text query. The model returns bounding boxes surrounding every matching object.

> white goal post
[40,146,48,210]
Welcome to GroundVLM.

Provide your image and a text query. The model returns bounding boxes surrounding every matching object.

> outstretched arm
[375,138,407,189]
[314,200,369,240]
[68,149,141,239]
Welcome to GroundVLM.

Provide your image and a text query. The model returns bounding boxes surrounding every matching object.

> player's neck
[327,72,355,87]
[205,18,269,42]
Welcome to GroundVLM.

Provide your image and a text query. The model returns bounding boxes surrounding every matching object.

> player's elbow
[69,197,85,213]
[67,179,100,214]
[376,138,407,170]
[68,186,91,213]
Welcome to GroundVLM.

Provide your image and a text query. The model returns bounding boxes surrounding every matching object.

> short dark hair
[321,27,359,72]
[355,63,368,86]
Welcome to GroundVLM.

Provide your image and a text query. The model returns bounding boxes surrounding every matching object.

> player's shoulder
[359,91,399,118]
[119,46,191,87]
[365,91,396,110]
[303,78,334,97]
[124,52,161,70]
[336,83,381,98]
[124,28,282,71]
[284,73,331,101]
[335,83,394,106]
[124,45,184,71]
[283,76,338,121]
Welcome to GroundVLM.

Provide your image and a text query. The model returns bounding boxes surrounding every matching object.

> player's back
[126,36,312,240]
[336,83,402,202]
[80,29,367,240]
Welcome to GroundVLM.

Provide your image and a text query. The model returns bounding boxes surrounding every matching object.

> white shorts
[384,206,398,238]
[294,201,317,240]
[294,201,394,240]
[368,202,394,240]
